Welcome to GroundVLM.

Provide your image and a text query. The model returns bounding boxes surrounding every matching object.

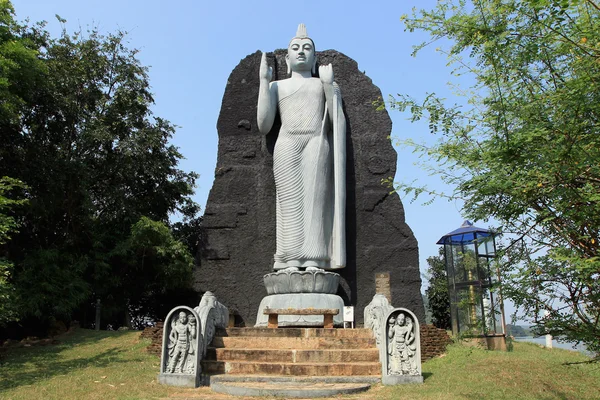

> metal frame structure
[437,221,506,338]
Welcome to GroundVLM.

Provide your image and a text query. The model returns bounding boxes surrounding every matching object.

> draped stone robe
[273,78,335,270]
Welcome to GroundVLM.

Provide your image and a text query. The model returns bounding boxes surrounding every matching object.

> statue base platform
[382,375,424,385]
[255,293,344,327]
[158,372,202,388]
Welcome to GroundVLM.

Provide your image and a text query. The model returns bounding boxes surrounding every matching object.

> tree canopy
[425,248,451,330]
[0,177,27,324]
[0,0,199,333]
[395,0,600,356]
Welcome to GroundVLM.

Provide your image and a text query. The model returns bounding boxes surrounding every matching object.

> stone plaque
[375,272,391,302]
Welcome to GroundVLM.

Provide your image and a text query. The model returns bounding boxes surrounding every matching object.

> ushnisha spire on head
[287,23,317,75]
[296,23,308,38]
[288,23,316,51]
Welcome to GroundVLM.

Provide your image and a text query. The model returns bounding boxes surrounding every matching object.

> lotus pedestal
[255,269,344,327]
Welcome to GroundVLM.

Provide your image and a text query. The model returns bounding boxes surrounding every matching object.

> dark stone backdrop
[194,50,424,326]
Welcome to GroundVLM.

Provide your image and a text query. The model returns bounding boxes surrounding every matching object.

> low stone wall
[141,321,163,356]
[420,324,452,362]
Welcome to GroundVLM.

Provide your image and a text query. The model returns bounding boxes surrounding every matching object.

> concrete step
[215,327,374,339]
[211,380,370,398]
[209,375,381,383]
[211,336,377,349]
[208,375,379,398]
[207,347,380,363]
[202,360,381,376]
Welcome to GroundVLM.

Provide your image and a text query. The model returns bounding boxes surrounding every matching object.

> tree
[506,324,530,337]
[425,248,451,330]
[0,177,27,325]
[393,0,600,356]
[108,217,195,329]
[0,1,199,330]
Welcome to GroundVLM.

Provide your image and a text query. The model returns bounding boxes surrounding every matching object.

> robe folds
[273,78,346,270]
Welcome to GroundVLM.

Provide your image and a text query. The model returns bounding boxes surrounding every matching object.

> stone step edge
[212,337,376,345]
[206,348,378,362]
[213,333,374,339]
[203,360,381,367]
[207,347,379,352]
[209,374,381,384]
[217,328,373,335]
[213,337,376,340]
[210,380,371,399]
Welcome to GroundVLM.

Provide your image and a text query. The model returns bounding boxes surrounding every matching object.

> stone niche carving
[382,308,423,385]
[158,306,203,388]
[364,296,423,385]
[157,292,229,388]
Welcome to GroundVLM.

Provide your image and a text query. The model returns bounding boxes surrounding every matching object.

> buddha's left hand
[319,64,334,85]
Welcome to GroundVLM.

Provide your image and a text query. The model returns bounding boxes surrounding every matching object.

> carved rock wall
[195,50,424,325]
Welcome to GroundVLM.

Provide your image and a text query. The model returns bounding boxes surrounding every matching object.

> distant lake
[513,336,591,355]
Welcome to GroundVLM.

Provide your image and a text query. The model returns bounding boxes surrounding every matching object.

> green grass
[379,341,600,400]
[0,329,173,400]
[0,329,598,399]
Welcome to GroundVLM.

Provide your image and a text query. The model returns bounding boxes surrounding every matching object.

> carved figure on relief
[166,311,197,374]
[257,23,346,271]
[387,312,418,376]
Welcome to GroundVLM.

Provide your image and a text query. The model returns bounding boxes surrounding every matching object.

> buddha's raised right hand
[260,52,272,82]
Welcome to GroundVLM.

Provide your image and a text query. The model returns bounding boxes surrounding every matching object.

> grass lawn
[0,329,598,399]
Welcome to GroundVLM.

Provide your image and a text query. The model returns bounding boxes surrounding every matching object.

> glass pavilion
[436,221,506,339]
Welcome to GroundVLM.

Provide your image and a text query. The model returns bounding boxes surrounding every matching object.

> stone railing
[194,291,229,358]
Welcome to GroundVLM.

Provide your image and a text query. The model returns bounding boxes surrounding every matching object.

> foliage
[506,324,531,337]
[394,0,600,356]
[171,201,203,256]
[0,1,199,330]
[0,177,27,245]
[108,216,195,329]
[425,248,451,330]
[0,177,27,325]
[421,294,433,324]
[0,0,47,127]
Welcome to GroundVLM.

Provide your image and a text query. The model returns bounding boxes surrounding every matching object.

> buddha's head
[286,23,317,75]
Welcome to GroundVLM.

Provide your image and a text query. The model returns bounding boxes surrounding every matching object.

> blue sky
[13,0,475,293]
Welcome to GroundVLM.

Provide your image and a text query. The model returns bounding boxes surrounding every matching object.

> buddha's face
[287,38,315,73]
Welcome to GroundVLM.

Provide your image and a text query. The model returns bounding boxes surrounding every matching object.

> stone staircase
[202,327,381,377]
[201,327,381,397]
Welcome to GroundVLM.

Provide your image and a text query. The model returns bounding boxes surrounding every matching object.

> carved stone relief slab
[364,294,393,359]
[382,308,423,385]
[194,291,229,358]
[158,306,203,388]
